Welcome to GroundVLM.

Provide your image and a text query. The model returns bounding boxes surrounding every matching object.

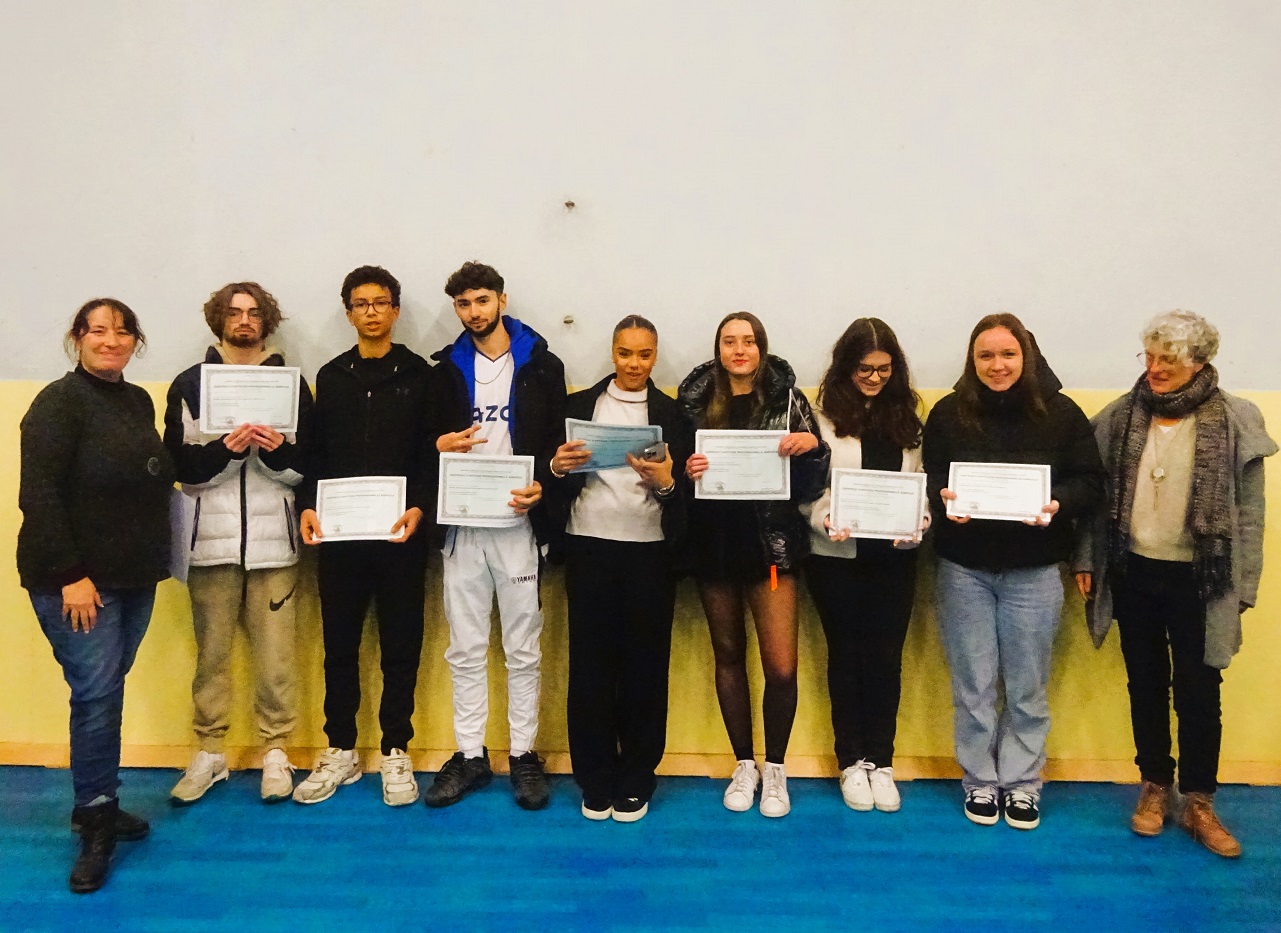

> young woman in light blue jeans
[922,313,1104,830]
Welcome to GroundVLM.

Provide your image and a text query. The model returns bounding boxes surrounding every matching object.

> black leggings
[806,553,916,769]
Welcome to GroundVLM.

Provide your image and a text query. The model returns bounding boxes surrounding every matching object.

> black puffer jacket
[678,355,830,572]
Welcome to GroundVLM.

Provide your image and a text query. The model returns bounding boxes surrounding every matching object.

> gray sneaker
[171,750,229,806]
[292,748,361,804]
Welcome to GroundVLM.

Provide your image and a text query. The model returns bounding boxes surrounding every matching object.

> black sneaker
[1003,790,1041,830]
[71,805,150,842]
[581,794,613,821]
[423,750,493,808]
[611,796,649,823]
[509,751,550,810]
[964,787,999,826]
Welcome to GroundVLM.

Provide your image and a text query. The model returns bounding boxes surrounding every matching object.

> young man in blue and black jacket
[424,261,566,811]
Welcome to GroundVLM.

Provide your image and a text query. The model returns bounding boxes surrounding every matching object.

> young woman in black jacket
[678,312,829,818]
[923,313,1104,831]
[18,299,175,893]
[547,316,693,823]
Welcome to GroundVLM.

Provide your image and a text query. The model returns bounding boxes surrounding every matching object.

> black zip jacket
[18,367,175,590]
[297,344,437,518]
[430,318,567,546]
[922,361,1105,570]
[543,375,695,564]
[677,355,830,572]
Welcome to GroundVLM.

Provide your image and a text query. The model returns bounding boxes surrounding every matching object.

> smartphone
[639,441,667,463]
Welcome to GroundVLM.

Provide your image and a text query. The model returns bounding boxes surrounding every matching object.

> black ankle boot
[71,804,150,841]
[69,800,118,894]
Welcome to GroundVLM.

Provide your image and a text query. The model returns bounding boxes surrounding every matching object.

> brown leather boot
[1130,781,1171,836]
[1179,791,1242,858]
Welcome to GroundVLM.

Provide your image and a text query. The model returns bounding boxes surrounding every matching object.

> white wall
[3,0,1279,390]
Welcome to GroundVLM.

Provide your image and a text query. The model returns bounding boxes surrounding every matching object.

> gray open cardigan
[1074,390,1277,669]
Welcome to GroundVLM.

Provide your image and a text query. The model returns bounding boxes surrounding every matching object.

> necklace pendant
[1150,466,1166,483]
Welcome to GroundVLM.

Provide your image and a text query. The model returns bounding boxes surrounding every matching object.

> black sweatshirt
[18,367,176,590]
[296,344,437,515]
[922,367,1104,571]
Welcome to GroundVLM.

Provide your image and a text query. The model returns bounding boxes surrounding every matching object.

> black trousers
[317,540,427,754]
[806,551,917,770]
[1113,553,1223,794]
[565,535,676,803]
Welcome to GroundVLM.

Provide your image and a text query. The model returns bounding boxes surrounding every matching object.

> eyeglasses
[350,298,393,313]
[1137,351,1182,368]
[855,364,893,379]
[224,308,264,322]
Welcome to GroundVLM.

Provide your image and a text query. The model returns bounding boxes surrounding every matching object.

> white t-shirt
[472,350,514,457]
[567,380,664,543]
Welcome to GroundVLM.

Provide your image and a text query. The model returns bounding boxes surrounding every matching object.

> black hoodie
[922,360,1105,570]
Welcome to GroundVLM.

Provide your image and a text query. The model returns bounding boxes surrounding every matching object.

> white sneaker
[260,748,295,802]
[723,760,759,812]
[839,761,874,811]
[760,762,790,818]
[870,766,901,812]
[380,749,419,807]
[170,750,228,805]
[292,748,361,804]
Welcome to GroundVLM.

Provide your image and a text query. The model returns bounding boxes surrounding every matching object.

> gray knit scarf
[1108,364,1232,599]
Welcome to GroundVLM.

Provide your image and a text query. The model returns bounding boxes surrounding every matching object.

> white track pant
[441,523,543,756]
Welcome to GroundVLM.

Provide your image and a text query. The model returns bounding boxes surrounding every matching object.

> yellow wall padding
[2,383,1277,783]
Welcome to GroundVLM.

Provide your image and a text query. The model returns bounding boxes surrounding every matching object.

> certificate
[199,364,301,434]
[564,418,663,473]
[695,430,790,500]
[947,462,1052,522]
[316,476,406,541]
[831,469,927,540]
[437,454,535,528]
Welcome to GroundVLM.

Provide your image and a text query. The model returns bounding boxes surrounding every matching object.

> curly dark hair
[955,312,1048,428]
[202,282,284,340]
[817,317,922,449]
[703,311,768,429]
[64,298,147,359]
[444,261,504,298]
[341,265,401,310]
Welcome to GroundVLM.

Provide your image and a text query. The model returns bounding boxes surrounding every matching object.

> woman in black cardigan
[547,315,693,823]
[18,299,175,893]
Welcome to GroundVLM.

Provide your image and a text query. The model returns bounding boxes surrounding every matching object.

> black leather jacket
[677,355,830,572]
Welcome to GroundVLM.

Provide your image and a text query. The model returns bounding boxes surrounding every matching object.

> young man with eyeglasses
[164,282,314,805]
[424,261,566,811]
[291,265,438,807]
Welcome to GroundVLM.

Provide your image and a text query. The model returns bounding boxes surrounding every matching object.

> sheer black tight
[698,576,799,764]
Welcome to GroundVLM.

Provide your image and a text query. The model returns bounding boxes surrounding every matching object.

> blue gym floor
[0,766,1276,931]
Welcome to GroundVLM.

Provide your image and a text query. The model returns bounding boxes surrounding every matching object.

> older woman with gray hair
[1075,310,1276,858]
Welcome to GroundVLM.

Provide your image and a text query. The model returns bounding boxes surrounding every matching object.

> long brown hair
[817,317,922,448]
[955,313,1048,428]
[704,312,768,429]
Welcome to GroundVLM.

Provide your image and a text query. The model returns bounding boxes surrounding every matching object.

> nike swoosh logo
[269,585,297,612]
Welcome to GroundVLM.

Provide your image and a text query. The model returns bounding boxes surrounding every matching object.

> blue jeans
[29,586,156,807]
[935,559,1063,796]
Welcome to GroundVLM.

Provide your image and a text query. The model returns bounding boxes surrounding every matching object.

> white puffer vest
[178,397,303,569]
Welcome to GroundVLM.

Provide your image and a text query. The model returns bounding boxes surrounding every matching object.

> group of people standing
[17,264,1274,894]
